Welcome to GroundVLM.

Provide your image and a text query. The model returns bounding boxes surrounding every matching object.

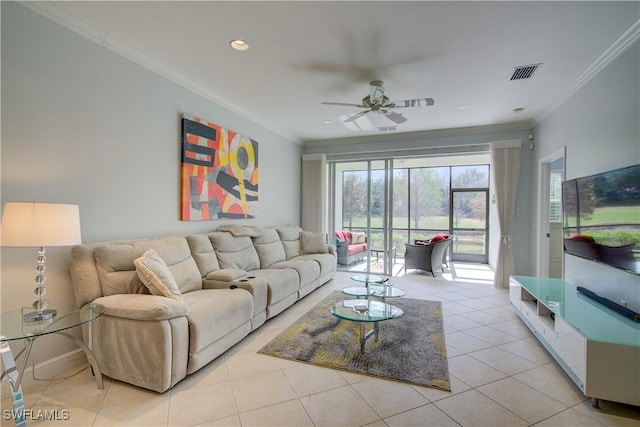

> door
[331,160,394,275]
[449,165,490,263]
[451,189,489,263]
[536,148,565,277]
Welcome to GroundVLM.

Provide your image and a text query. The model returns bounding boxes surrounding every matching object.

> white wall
[1,3,301,363]
[533,40,639,306]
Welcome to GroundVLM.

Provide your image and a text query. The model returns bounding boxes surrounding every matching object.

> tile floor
[3,264,640,426]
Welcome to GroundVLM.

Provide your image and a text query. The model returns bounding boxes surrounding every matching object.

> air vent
[510,63,541,80]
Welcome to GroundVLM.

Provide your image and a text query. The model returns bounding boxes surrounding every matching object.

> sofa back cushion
[94,237,203,297]
[186,234,220,276]
[208,231,260,270]
[252,228,287,268]
[301,231,328,254]
[276,226,303,260]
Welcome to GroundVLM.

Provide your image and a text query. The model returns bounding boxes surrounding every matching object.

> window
[550,171,562,222]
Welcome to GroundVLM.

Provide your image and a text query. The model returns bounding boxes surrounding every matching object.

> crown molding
[534,18,640,126]
[19,1,303,145]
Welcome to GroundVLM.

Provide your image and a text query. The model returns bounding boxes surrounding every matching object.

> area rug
[258,291,450,391]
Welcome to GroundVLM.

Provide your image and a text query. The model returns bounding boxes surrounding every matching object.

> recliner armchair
[404,237,452,276]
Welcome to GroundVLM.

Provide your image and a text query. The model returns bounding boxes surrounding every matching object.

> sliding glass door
[450,166,489,263]
[330,157,490,274]
[332,160,395,275]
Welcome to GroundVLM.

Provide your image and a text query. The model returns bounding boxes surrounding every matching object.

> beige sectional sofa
[69,225,336,393]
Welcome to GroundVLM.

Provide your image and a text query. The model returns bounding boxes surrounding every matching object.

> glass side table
[0,303,104,427]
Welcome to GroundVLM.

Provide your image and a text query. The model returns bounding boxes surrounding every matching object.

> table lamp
[1,202,82,322]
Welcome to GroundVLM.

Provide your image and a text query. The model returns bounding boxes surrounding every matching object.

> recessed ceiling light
[323,120,334,125]
[229,39,249,51]
[513,107,525,114]
[457,105,471,110]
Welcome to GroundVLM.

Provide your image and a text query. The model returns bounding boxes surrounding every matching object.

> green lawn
[344,215,485,229]
[566,205,639,227]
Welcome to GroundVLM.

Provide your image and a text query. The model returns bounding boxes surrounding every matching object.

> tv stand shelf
[510,276,640,407]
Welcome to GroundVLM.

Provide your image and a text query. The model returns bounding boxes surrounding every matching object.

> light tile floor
[3,264,640,426]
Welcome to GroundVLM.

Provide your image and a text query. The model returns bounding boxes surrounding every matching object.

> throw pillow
[301,231,328,254]
[570,234,595,242]
[430,234,447,243]
[352,232,366,244]
[134,249,183,301]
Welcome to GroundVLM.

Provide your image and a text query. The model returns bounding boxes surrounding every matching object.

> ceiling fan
[322,80,434,130]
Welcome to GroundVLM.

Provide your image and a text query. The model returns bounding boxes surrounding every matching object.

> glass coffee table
[330,299,403,353]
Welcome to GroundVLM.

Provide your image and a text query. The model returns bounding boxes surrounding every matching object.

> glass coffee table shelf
[330,299,403,353]
[350,274,387,285]
[342,286,406,298]
[1,303,104,427]
[348,274,405,298]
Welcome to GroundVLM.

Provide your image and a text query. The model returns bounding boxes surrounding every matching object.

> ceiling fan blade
[389,98,435,108]
[342,110,371,123]
[339,113,374,131]
[321,102,367,108]
[385,110,407,124]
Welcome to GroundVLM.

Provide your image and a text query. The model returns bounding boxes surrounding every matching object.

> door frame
[536,146,566,277]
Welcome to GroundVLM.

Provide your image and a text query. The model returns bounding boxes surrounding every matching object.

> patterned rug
[258,291,450,391]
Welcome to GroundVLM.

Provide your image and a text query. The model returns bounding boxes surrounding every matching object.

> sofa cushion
[252,228,287,268]
[343,229,353,243]
[208,231,260,271]
[270,259,320,288]
[335,230,346,242]
[295,253,337,277]
[185,234,220,276]
[348,243,367,255]
[275,226,303,260]
[300,231,328,254]
[134,249,184,301]
[246,268,299,305]
[183,289,253,353]
[94,237,203,297]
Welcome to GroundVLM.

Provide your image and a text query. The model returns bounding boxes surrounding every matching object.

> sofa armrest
[92,294,188,321]
[204,269,247,282]
[335,240,348,255]
[327,244,336,255]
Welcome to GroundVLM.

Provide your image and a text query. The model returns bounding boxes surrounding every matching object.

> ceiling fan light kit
[322,80,434,131]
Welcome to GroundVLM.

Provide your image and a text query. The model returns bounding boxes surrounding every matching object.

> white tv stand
[509,276,640,407]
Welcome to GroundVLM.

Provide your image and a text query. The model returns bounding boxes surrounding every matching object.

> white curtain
[301,154,327,233]
[491,141,521,288]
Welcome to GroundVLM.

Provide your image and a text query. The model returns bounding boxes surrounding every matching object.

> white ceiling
[28,1,640,144]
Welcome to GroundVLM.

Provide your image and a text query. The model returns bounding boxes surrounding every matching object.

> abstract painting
[181,114,259,220]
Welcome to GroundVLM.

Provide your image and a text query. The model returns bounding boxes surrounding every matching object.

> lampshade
[1,202,82,247]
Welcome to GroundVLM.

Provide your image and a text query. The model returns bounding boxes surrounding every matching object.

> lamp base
[23,308,57,323]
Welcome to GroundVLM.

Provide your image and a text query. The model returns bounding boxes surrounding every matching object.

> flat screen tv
[562,164,640,275]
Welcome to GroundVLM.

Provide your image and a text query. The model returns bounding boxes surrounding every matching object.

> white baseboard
[1,349,88,396]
